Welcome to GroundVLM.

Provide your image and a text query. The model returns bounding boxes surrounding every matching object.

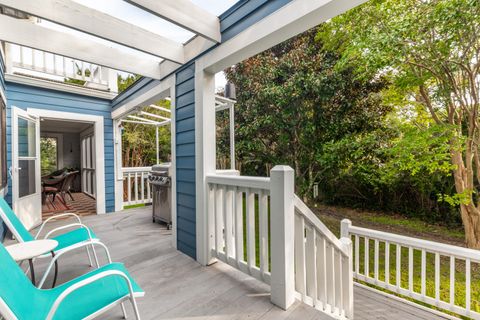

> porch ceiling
[0,0,225,79]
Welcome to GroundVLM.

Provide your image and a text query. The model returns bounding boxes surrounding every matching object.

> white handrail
[206,168,353,319]
[206,174,270,190]
[348,224,480,261]
[294,196,353,319]
[294,195,348,255]
[343,220,480,319]
[122,167,152,173]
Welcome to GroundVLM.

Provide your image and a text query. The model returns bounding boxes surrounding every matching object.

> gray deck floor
[29,207,446,320]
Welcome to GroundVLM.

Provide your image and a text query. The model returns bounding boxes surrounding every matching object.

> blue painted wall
[173,0,292,258]
[175,63,196,259]
[4,82,116,213]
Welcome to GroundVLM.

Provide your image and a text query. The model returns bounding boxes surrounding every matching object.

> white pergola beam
[121,119,171,127]
[0,0,185,64]
[128,115,158,124]
[202,0,368,73]
[125,0,221,43]
[121,119,154,125]
[140,111,170,121]
[150,105,171,113]
[0,14,162,79]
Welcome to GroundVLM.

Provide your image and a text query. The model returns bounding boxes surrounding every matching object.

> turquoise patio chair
[0,241,144,320]
[0,197,107,288]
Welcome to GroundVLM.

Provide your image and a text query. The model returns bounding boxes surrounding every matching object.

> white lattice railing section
[294,196,353,319]
[123,167,152,207]
[6,44,110,88]
[206,166,353,319]
[342,220,480,319]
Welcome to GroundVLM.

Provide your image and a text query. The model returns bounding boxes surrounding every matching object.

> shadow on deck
[34,207,446,320]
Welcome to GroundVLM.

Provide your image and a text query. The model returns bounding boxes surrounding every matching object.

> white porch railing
[5,44,115,91]
[207,174,272,284]
[206,166,353,319]
[122,167,152,207]
[294,196,353,319]
[342,220,480,319]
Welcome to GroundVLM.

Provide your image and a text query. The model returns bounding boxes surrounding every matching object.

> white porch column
[195,60,217,266]
[270,165,295,310]
[113,119,124,212]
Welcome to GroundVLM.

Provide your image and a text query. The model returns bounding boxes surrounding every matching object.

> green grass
[216,196,476,318]
[363,215,465,240]
[311,204,476,318]
[123,203,146,210]
[353,237,480,319]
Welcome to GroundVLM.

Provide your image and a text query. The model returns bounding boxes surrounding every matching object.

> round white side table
[6,239,58,286]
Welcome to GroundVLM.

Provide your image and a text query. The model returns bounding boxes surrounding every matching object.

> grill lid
[150,163,172,176]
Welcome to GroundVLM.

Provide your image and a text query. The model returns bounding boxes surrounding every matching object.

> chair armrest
[44,223,93,240]
[35,213,82,240]
[38,241,112,289]
[46,270,136,320]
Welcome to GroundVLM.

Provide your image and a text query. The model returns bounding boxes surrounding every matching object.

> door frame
[27,108,106,214]
[11,106,42,229]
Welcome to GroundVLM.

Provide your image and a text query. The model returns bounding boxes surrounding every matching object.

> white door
[12,107,41,230]
[81,134,96,198]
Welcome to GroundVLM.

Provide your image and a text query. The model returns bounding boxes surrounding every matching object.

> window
[40,137,58,176]
[0,98,6,190]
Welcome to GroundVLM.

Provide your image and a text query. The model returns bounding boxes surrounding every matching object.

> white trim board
[27,108,106,214]
[169,77,177,249]
[5,74,117,100]
[112,75,175,119]
[0,82,6,105]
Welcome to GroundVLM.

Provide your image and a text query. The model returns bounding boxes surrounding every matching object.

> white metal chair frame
[3,211,106,289]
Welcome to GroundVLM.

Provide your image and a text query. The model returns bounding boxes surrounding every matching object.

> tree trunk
[460,204,480,249]
[451,148,480,248]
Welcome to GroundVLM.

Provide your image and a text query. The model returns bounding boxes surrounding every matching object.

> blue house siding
[220,0,292,42]
[107,0,293,258]
[175,63,196,259]
[4,82,116,213]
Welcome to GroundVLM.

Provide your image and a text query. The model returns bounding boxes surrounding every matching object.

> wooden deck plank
[18,207,448,320]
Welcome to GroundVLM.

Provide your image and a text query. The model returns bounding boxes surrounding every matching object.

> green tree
[319,0,480,247]
[225,29,390,197]
[40,137,58,176]
[118,75,171,167]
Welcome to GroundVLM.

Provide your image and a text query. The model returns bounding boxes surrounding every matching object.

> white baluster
[127,173,131,205]
[134,172,138,203]
[450,256,455,309]
[234,187,244,263]
[385,241,390,285]
[224,186,234,261]
[246,189,256,270]
[408,247,413,293]
[259,189,269,279]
